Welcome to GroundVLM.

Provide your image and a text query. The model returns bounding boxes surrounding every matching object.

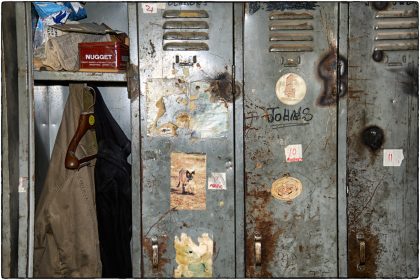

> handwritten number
[146,4,153,12]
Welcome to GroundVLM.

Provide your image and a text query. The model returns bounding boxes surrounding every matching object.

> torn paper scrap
[383,149,404,167]
[174,233,213,278]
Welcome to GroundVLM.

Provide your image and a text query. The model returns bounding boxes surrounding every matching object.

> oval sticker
[89,115,95,126]
[271,176,302,201]
[275,73,307,105]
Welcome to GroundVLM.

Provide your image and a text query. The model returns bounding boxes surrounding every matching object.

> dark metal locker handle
[152,237,159,268]
[254,232,262,266]
[357,233,366,271]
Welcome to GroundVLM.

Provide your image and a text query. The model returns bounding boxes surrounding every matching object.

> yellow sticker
[271,176,302,201]
[89,115,95,126]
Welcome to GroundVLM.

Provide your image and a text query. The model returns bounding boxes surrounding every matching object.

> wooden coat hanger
[65,87,97,169]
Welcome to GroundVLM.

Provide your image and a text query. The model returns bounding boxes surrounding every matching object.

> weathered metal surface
[347,2,418,278]
[163,32,209,40]
[163,10,209,18]
[1,2,20,277]
[269,34,313,42]
[244,2,339,277]
[269,44,313,52]
[163,42,209,51]
[15,3,34,277]
[138,3,236,277]
[338,3,349,277]
[127,2,141,277]
[163,21,209,29]
[233,3,245,277]
[269,12,314,20]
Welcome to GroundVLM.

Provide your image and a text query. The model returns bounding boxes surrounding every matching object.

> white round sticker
[275,73,307,105]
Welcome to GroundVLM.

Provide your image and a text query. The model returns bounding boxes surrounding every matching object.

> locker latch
[254,232,262,266]
[152,237,159,268]
[175,55,197,67]
[356,232,366,271]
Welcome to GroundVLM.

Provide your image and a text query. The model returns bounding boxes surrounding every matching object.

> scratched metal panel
[127,2,142,277]
[337,3,349,277]
[138,3,237,278]
[347,2,418,278]
[244,2,339,277]
[2,2,20,276]
[233,3,245,278]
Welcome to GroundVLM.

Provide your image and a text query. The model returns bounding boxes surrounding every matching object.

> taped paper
[208,173,226,190]
[142,3,157,13]
[285,144,303,162]
[276,73,307,105]
[174,233,213,278]
[18,177,28,193]
[383,149,404,167]
[271,176,303,201]
[170,152,206,210]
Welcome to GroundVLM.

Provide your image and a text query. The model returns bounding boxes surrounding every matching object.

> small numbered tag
[285,144,303,162]
[142,3,157,13]
[89,115,95,126]
[383,149,404,167]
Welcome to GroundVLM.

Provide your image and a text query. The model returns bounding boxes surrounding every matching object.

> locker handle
[357,233,365,271]
[152,237,159,268]
[255,232,262,266]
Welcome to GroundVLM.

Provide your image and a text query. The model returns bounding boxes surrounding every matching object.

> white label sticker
[285,144,303,162]
[142,3,157,13]
[383,149,404,166]
[208,173,226,190]
[18,177,28,193]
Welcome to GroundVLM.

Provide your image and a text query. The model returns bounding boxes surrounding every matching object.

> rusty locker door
[347,2,419,278]
[243,2,342,277]
[137,3,237,278]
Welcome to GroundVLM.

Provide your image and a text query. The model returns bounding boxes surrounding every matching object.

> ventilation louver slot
[163,10,209,18]
[163,10,209,51]
[269,11,314,52]
[374,8,418,51]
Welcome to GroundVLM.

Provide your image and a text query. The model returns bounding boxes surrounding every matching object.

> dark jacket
[93,87,132,277]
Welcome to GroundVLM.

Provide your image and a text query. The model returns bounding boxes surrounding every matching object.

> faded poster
[174,233,213,278]
[146,79,229,138]
[170,152,206,210]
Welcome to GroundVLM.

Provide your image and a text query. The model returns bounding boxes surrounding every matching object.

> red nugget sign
[79,41,129,72]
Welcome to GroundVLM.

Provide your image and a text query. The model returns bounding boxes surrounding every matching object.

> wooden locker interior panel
[347,2,418,278]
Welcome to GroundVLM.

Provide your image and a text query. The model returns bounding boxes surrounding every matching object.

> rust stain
[127,64,139,100]
[317,48,348,106]
[208,72,242,103]
[246,188,283,278]
[143,235,169,277]
[348,229,379,277]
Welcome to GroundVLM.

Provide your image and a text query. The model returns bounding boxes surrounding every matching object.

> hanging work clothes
[34,85,102,277]
[92,87,132,277]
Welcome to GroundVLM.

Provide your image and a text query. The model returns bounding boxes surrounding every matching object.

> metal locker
[243,2,343,277]
[137,3,239,277]
[347,2,419,278]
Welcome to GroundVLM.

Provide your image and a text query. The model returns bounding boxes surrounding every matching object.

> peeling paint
[174,233,213,278]
[146,79,229,138]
